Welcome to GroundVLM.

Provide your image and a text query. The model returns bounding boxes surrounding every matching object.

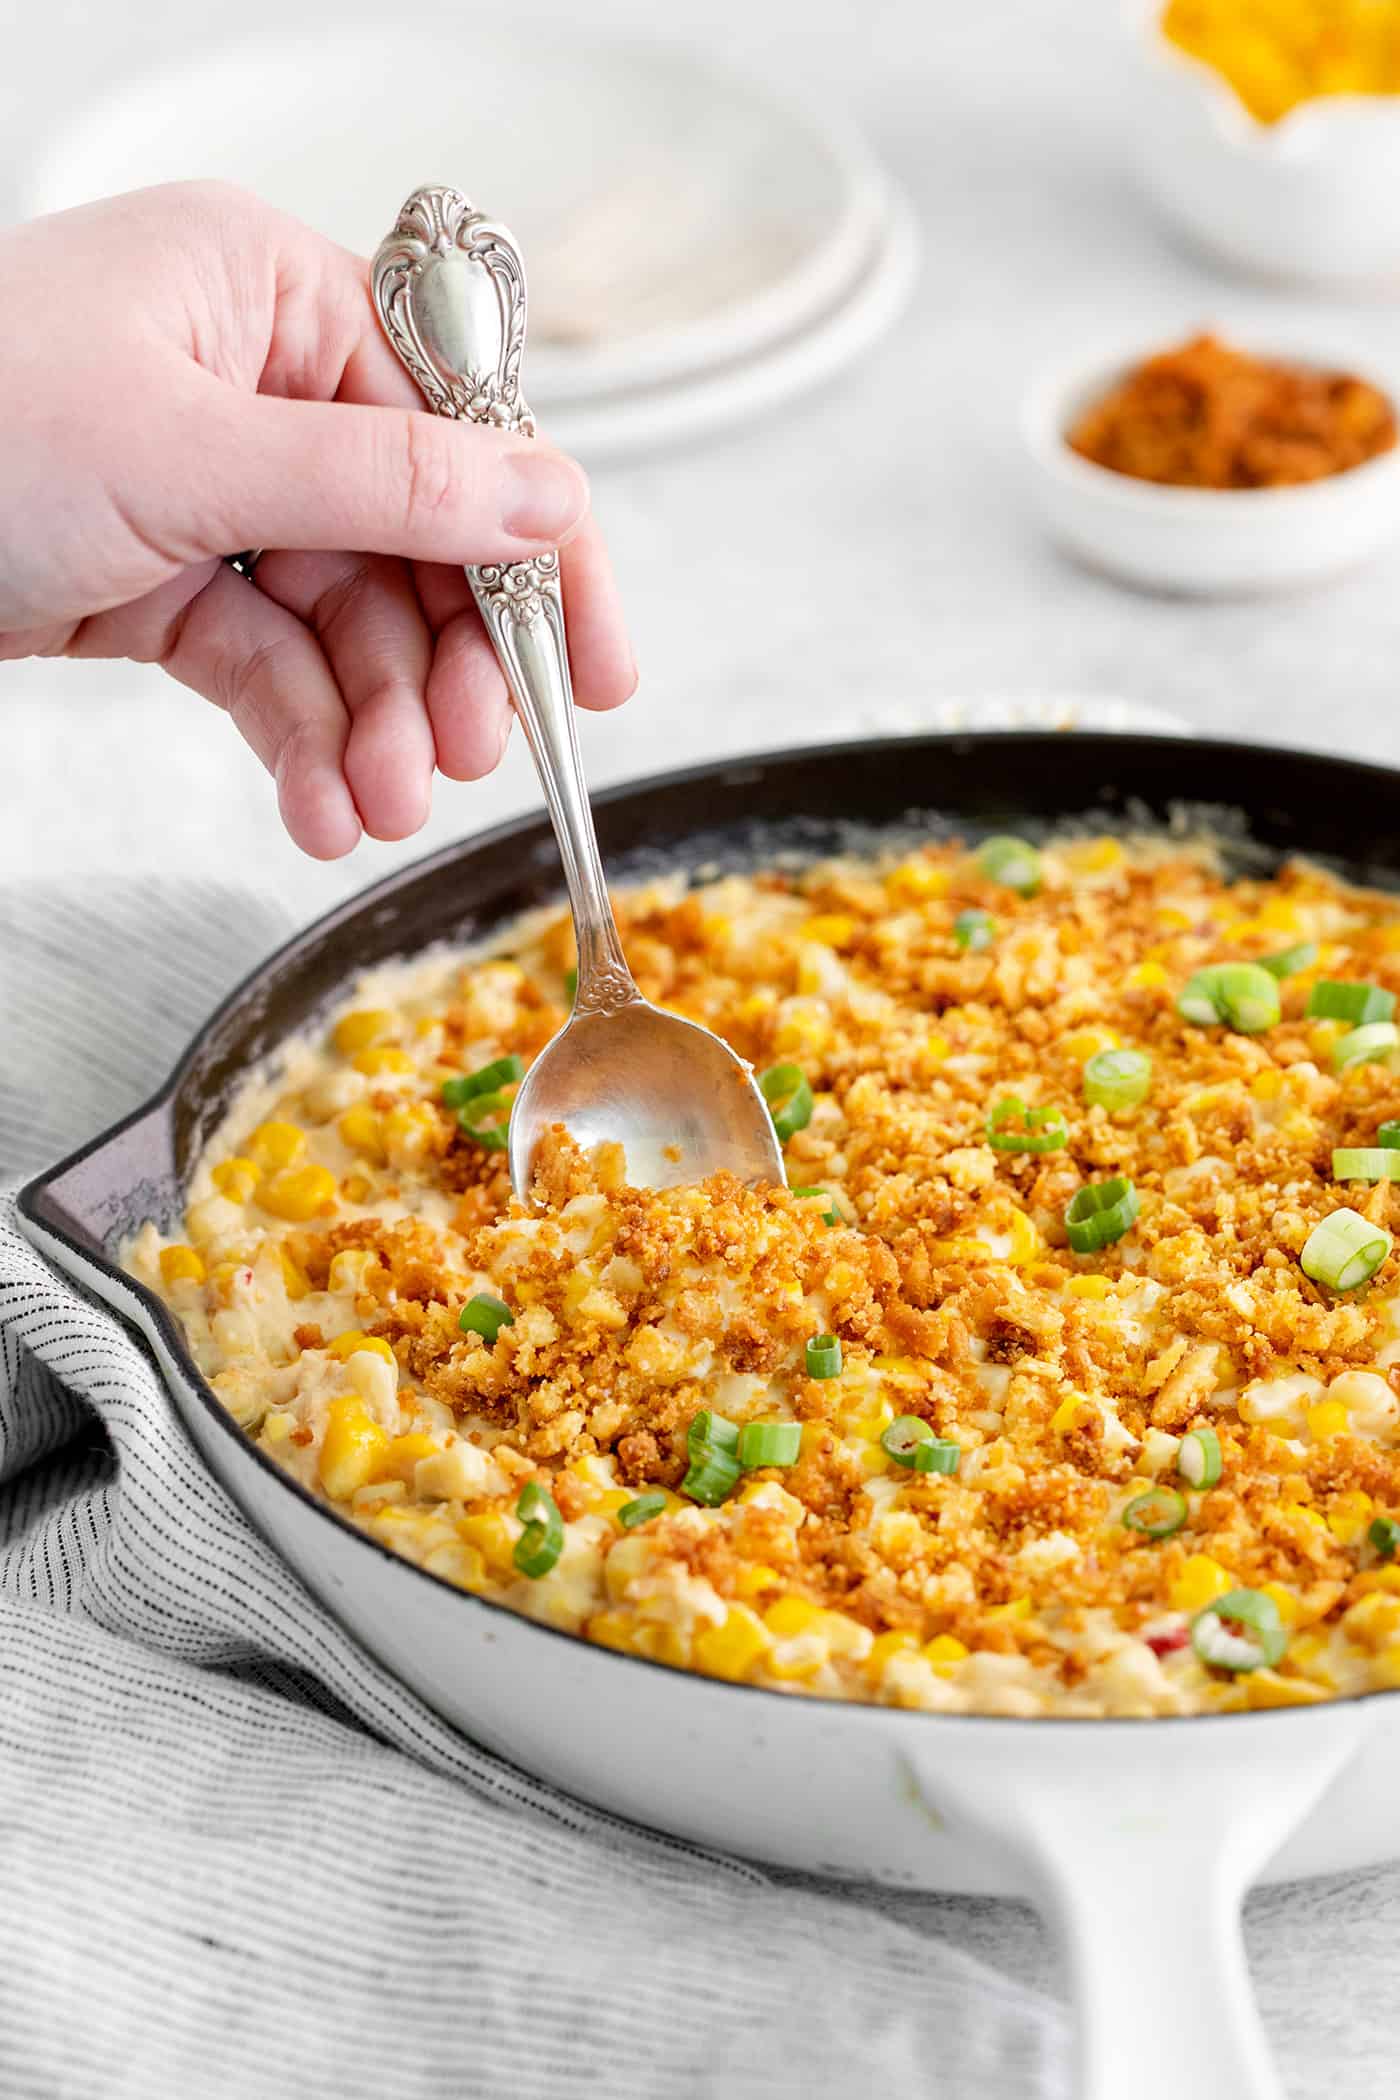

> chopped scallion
[1178,1426,1222,1489]
[805,1333,843,1380]
[1380,1120,1400,1150]
[986,1096,1069,1153]
[759,1063,814,1142]
[682,1409,743,1505]
[442,1054,524,1108]
[1177,963,1280,1035]
[618,1492,668,1530]
[1123,1485,1188,1538]
[513,1481,564,1578]
[881,1415,934,1468]
[689,1410,740,1456]
[975,835,1041,895]
[736,1421,803,1469]
[454,1087,513,1150]
[954,907,996,951]
[1064,1176,1140,1253]
[1332,1147,1400,1183]
[1332,1021,1400,1072]
[1191,1588,1288,1674]
[1306,980,1395,1026]
[1300,1208,1393,1293]
[1083,1047,1152,1111]
[459,1292,515,1341]
[791,1185,839,1226]
[1259,942,1318,979]
[910,1436,960,1475]
[1369,1515,1400,1560]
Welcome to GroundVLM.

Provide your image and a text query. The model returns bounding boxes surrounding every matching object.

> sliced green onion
[759,1062,814,1142]
[459,1292,515,1341]
[1123,1485,1188,1538]
[1065,1176,1139,1253]
[986,1096,1069,1154]
[1332,1147,1400,1183]
[1332,1021,1400,1071]
[513,1480,564,1578]
[1306,980,1395,1025]
[1300,1208,1393,1293]
[1178,1426,1222,1489]
[682,1408,742,1505]
[1369,1514,1400,1559]
[454,1087,513,1150]
[1191,1587,1288,1674]
[1259,942,1318,979]
[954,907,996,951]
[805,1333,843,1379]
[791,1185,839,1226]
[1177,963,1280,1035]
[618,1492,668,1530]
[910,1436,960,1476]
[736,1420,803,1469]
[975,835,1041,896]
[881,1415,935,1467]
[1083,1047,1152,1111]
[442,1054,524,1108]
[1380,1120,1400,1150]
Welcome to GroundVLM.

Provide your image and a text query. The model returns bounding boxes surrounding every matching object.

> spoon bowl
[509,999,785,1194]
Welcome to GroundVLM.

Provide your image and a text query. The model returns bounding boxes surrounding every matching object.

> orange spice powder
[1067,333,1396,490]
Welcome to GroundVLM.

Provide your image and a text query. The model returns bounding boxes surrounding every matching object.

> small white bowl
[1130,1,1400,286]
[1022,333,1400,596]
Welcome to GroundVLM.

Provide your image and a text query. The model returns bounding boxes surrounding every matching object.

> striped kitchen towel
[1,881,1395,2099]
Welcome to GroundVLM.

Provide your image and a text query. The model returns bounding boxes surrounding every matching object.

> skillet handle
[905,1702,1369,2100]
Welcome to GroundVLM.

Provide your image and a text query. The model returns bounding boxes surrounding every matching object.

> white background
[3,0,1399,917]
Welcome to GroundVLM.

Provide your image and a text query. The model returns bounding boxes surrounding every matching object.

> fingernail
[500,453,587,540]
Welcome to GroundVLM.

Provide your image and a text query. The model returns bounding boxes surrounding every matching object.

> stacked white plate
[22,26,917,459]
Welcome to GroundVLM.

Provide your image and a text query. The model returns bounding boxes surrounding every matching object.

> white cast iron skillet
[19,733,1400,2100]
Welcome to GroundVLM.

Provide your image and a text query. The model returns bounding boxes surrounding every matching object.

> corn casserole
[128,833,1400,1717]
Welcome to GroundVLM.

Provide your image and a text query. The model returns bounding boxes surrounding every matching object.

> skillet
[18,730,1400,2100]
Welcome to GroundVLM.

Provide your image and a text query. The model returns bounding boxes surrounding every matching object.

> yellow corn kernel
[736,990,777,1023]
[1260,1583,1301,1630]
[886,860,947,901]
[337,1103,385,1162]
[1306,1400,1350,1443]
[734,1563,783,1602]
[587,1609,636,1655]
[986,1597,1030,1623]
[1256,897,1302,933]
[353,1046,415,1077]
[1372,924,1400,954]
[1353,1564,1400,1597]
[318,1395,391,1500]
[693,1604,772,1682]
[158,1244,205,1287]
[866,1629,920,1675]
[458,1510,519,1576]
[1295,1507,1329,1533]
[333,1008,396,1055]
[1006,1209,1041,1268]
[1065,1273,1111,1300]
[327,1330,396,1366]
[373,1432,439,1485]
[259,1163,337,1222]
[1309,1020,1344,1058]
[342,1174,372,1205]
[1371,1644,1400,1691]
[278,1247,311,1301]
[1343,1593,1400,1650]
[245,1121,307,1173]
[1061,1026,1120,1062]
[1125,960,1170,991]
[630,1621,691,1669]
[1328,1490,1374,1545]
[923,1633,970,1670]
[422,1542,489,1591]
[763,1595,821,1639]
[1170,1554,1233,1615]
[922,1032,950,1065]
[261,1411,295,1445]
[1244,1671,1329,1710]
[327,1248,372,1295]
[773,1008,830,1059]
[1051,1394,1094,1437]
[803,913,856,948]
[211,1156,260,1202]
[381,1102,439,1156]
[1250,1069,1285,1102]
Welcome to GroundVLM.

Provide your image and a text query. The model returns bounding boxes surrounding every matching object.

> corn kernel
[459,1510,519,1576]
[923,1033,950,1064]
[773,1008,831,1059]
[342,1174,372,1204]
[1371,1644,1400,1691]
[1125,961,1170,991]
[625,1622,689,1669]
[1260,1582,1301,1629]
[1353,1565,1400,1597]
[866,1629,920,1675]
[1006,1209,1041,1268]
[1244,1671,1329,1710]
[373,1432,439,1485]
[318,1395,391,1499]
[886,860,948,901]
[1065,1273,1112,1300]
[1343,1593,1400,1649]
[802,913,856,948]
[1051,1394,1094,1436]
[734,1563,783,1601]
[245,1121,306,1172]
[353,1046,414,1077]
[259,1163,338,1222]
[211,1157,260,1202]
[1170,1554,1233,1615]
[764,1595,821,1638]
[337,1103,385,1161]
[334,1008,396,1055]
[1064,838,1124,874]
[986,1597,1030,1622]
[327,1248,373,1294]
[278,1247,310,1300]
[1328,1490,1374,1545]
[587,1609,636,1655]
[922,1633,970,1670]
[1306,1401,1349,1443]
[327,1330,396,1366]
[1250,1069,1285,1102]
[694,1604,772,1682]
[158,1244,205,1287]
[422,1542,489,1591]
[1061,1026,1120,1062]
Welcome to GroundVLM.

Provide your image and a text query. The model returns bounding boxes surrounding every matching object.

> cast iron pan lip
[17,727,1400,1731]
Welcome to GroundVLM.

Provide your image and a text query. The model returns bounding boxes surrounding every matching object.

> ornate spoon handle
[371,184,636,1014]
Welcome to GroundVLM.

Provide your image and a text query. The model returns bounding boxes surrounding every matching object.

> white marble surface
[5,0,1400,919]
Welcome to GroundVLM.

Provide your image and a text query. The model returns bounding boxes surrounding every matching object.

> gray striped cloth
[0,883,1392,2099]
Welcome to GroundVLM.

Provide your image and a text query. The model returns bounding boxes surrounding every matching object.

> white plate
[22,24,889,408]
[543,187,916,459]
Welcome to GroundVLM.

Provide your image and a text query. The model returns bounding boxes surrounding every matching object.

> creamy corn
[128,835,1400,1717]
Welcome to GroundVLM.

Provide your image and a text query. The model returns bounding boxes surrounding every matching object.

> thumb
[194,383,589,564]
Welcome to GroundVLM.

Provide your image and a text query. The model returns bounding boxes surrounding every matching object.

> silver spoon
[371,185,785,1198]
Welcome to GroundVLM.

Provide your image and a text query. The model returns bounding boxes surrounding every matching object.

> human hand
[0,182,635,857]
